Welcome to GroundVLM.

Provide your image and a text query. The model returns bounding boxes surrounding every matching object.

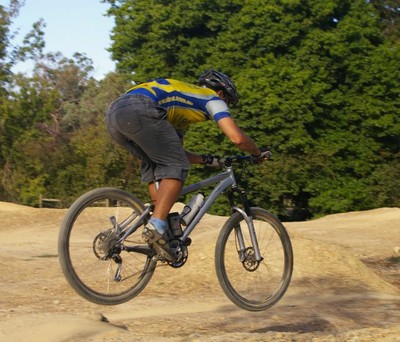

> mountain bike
[58,152,293,311]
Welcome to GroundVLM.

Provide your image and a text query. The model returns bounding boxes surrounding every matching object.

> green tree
[51,72,149,206]
[104,0,242,81]
[210,0,399,216]
[1,51,95,205]
[1,0,398,217]
[0,0,51,202]
[370,0,400,42]
[0,1,23,180]
[104,0,400,218]
[0,1,147,206]
[0,0,22,89]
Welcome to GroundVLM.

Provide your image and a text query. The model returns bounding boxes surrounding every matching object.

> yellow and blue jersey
[126,78,231,133]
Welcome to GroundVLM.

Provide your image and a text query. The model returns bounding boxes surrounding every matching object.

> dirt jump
[0,202,399,341]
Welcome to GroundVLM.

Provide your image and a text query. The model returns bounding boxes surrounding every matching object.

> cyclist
[106,69,269,261]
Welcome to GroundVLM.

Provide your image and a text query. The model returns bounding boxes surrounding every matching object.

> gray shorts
[106,94,190,183]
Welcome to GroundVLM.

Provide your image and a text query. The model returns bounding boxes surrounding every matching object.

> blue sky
[2,0,116,79]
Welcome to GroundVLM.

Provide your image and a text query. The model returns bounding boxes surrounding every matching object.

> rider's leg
[147,178,183,233]
[106,95,187,257]
[151,178,183,220]
[148,179,182,218]
[148,182,157,203]
[143,178,183,260]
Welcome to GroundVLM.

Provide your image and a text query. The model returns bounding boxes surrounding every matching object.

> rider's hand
[201,154,222,168]
[251,148,271,164]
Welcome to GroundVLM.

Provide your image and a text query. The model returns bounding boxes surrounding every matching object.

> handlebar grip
[250,149,272,164]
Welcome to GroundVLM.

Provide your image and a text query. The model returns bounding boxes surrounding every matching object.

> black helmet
[198,69,239,105]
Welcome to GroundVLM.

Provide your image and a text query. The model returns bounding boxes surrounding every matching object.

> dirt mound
[286,207,400,257]
[0,202,399,341]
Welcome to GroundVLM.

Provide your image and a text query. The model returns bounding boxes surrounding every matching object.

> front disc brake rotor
[242,247,259,272]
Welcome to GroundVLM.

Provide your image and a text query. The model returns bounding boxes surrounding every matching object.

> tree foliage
[0,0,399,220]
[104,0,242,81]
[0,1,148,206]
[370,0,400,42]
[104,0,400,218]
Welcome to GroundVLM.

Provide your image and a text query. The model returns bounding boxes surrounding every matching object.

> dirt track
[0,202,399,341]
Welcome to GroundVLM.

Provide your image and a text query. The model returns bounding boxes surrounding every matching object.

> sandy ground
[0,202,399,341]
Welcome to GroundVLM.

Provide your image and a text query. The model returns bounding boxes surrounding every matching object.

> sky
[2,0,116,79]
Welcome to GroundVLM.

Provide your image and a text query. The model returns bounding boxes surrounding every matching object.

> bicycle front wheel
[215,207,293,311]
[58,187,157,305]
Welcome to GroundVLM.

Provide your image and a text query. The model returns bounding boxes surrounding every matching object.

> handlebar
[222,150,272,167]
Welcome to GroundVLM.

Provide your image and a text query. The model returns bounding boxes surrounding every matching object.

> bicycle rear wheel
[58,187,157,305]
[215,207,293,311]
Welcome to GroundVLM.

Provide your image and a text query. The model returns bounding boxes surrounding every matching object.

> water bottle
[180,193,204,226]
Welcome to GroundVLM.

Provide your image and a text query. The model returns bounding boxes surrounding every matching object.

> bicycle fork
[232,207,263,262]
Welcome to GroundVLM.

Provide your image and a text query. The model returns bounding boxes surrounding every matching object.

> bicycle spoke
[59,188,156,305]
[215,208,293,311]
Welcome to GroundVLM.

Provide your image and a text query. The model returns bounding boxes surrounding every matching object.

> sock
[148,217,168,234]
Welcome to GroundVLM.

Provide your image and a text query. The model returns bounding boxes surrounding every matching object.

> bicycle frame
[180,169,234,240]
[119,162,262,261]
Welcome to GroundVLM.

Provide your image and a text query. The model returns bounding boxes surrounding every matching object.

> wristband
[200,154,210,164]
[251,152,262,158]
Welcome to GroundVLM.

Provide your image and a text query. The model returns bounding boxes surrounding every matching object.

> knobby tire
[215,207,293,311]
[58,187,157,305]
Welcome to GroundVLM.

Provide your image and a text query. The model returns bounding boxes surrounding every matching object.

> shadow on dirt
[254,318,332,333]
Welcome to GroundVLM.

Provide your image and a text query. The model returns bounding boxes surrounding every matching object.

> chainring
[167,239,188,268]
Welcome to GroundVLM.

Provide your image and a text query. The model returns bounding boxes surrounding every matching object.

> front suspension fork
[227,188,262,262]
[232,207,263,262]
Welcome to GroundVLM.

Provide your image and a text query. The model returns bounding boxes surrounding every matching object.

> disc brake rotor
[242,247,259,272]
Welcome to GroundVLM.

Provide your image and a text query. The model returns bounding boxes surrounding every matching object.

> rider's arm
[217,117,261,156]
[185,150,205,164]
[179,134,206,164]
